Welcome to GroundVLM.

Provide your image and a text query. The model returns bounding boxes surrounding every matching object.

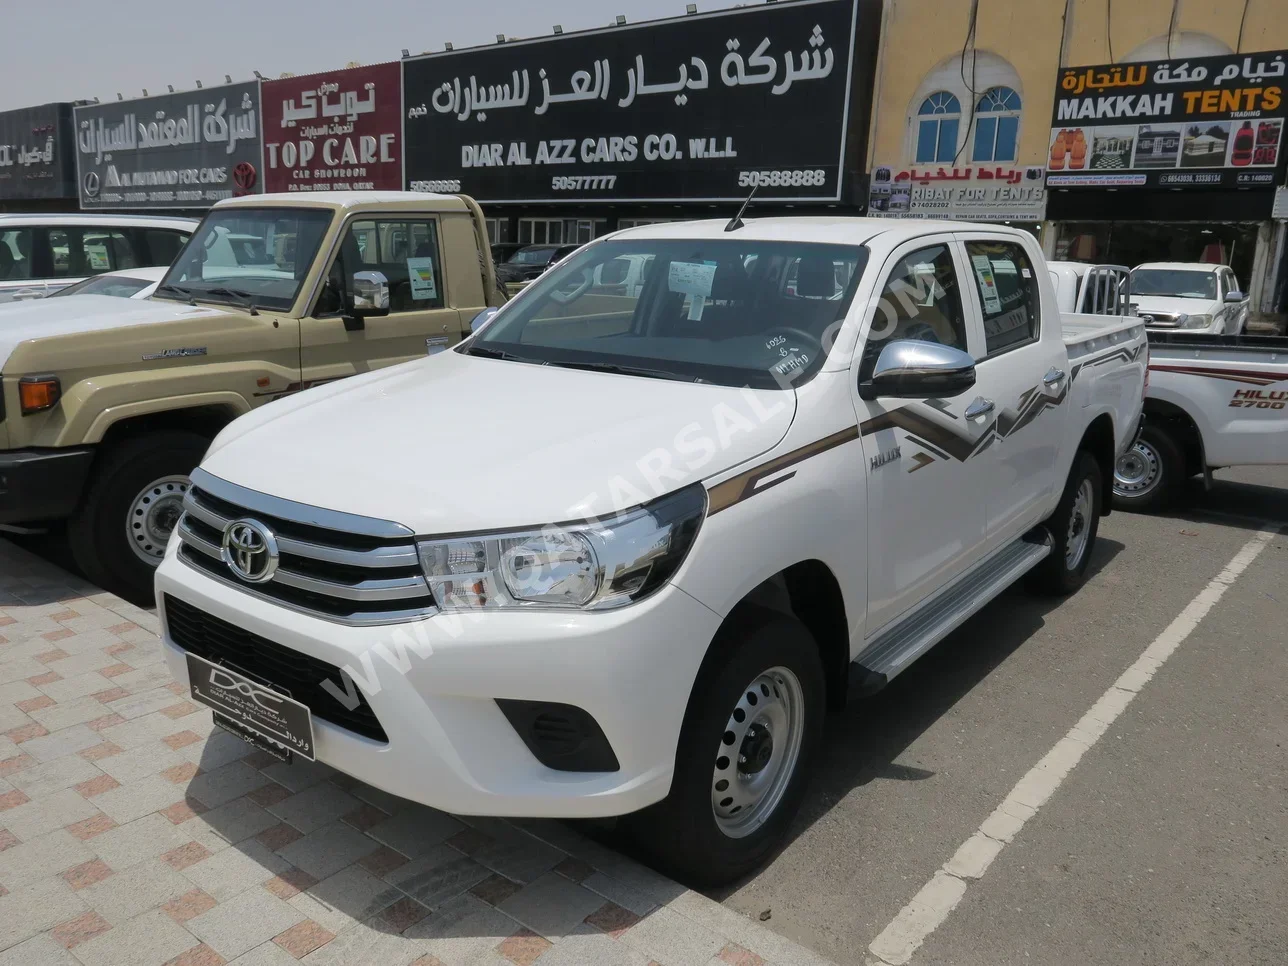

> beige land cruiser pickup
[0,190,504,602]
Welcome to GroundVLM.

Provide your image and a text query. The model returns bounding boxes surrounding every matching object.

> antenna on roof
[724,183,757,232]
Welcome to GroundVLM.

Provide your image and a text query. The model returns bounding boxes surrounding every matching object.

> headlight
[1179,313,1212,329]
[416,484,707,611]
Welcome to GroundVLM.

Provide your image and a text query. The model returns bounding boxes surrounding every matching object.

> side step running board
[849,530,1052,697]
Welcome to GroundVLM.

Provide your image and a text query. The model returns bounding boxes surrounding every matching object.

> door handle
[1043,367,1066,387]
[965,397,995,419]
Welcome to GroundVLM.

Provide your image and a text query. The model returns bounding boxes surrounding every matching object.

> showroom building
[864,0,1288,321]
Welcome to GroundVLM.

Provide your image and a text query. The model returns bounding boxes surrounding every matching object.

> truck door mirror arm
[858,339,977,401]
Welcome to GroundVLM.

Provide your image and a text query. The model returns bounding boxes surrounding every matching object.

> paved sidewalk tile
[0,541,839,966]
[186,887,306,959]
[70,909,199,966]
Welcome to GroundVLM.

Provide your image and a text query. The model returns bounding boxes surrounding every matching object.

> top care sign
[1048,51,1288,190]
[261,63,402,192]
[401,0,874,203]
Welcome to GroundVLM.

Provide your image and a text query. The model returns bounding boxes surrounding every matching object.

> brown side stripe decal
[1149,364,1287,386]
[708,426,860,514]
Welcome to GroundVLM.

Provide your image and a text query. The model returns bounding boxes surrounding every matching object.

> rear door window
[963,240,1040,356]
[0,229,34,280]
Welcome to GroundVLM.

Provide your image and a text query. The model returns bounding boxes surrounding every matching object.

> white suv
[0,213,197,303]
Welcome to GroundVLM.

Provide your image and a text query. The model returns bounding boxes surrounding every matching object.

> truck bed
[1061,313,1148,361]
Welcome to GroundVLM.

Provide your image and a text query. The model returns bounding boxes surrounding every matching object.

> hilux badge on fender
[221,519,279,583]
[870,446,902,471]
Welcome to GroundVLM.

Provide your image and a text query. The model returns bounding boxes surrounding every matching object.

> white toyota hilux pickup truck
[156,218,1146,884]
[1114,331,1288,509]
[1129,261,1249,336]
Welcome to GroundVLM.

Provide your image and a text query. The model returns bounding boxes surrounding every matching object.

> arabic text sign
[1048,52,1288,190]
[0,104,76,201]
[75,81,263,209]
[403,0,872,203]
[867,164,1047,221]
[261,63,402,193]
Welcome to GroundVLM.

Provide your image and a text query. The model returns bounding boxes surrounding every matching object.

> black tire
[68,431,209,605]
[1029,449,1103,596]
[622,607,825,886]
[1112,423,1182,512]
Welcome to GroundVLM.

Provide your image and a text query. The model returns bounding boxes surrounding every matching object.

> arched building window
[972,86,1021,162]
[915,92,961,163]
[906,52,1023,167]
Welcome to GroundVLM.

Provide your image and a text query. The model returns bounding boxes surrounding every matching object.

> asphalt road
[711,465,1288,966]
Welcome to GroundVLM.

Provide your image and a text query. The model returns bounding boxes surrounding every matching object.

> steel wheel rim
[1065,479,1095,570]
[126,475,190,564]
[711,666,805,839]
[1114,441,1160,497]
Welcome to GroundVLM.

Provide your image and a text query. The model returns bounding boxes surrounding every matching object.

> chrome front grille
[176,467,437,626]
[1138,311,1180,328]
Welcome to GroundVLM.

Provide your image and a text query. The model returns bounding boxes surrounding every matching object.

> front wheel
[1029,449,1102,596]
[1113,423,1182,512]
[69,431,209,605]
[623,609,824,886]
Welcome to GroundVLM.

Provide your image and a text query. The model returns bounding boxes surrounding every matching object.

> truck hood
[202,349,797,534]
[0,295,221,372]
[1130,294,1218,318]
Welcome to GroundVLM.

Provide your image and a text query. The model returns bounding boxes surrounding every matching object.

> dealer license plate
[185,652,315,761]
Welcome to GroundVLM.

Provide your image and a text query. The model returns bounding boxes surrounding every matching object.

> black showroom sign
[0,103,76,201]
[1048,51,1288,190]
[75,81,264,209]
[402,0,873,203]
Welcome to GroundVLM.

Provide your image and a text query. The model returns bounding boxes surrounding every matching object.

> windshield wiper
[463,344,538,363]
[545,359,699,382]
[155,283,196,306]
[203,287,259,316]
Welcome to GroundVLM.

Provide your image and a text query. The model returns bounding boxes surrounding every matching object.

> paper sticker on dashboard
[669,260,717,299]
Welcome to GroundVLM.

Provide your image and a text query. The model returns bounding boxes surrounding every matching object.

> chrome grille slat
[184,491,420,569]
[271,568,430,602]
[175,468,436,626]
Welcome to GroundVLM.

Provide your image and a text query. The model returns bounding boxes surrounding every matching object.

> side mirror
[344,270,389,332]
[1223,290,1246,304]
[470,306,500,333]
[352,270,389,312]
[858,339,976,401]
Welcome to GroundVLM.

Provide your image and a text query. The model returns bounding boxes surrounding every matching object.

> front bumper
[155,549,721,818]
[0,447,96,525]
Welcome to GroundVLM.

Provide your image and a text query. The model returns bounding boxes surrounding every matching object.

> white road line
[866,526,1279,966]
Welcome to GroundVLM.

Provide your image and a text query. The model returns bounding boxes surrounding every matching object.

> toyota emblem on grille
[221,518,279,584]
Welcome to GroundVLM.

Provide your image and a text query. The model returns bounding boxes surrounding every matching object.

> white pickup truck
[1129,261,1249,335]
[1114,331,1288,509]
[156,218,1146,884]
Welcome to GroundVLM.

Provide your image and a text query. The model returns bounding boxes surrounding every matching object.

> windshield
[469,238,867,389]
[1129,268,1217,300]
[50,274,153,299]
[509,247,558,265]
[158,207,332,311]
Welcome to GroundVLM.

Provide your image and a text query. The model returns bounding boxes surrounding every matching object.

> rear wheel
[1113,423,1182,512]
[69,432,208,605]
[1029,449,1102,596]
[623,609,824,886]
